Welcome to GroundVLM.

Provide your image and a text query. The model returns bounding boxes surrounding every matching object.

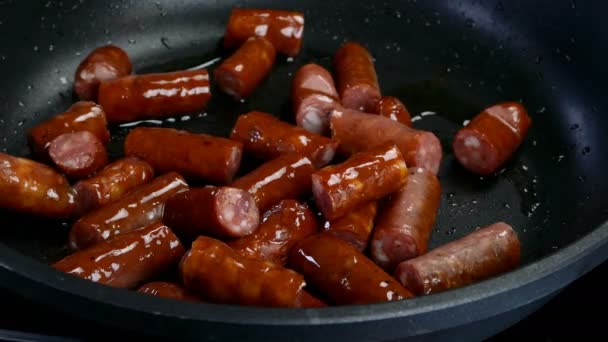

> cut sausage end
[299,108,325,135]
[311,175,334,220]
[312,141,338,168]
[453,128,499,175]
[214,68,244,100]
[408,132,443,175]
[394,262,425,296]
[371,233,418,271]
[215,187,260,238]
[48,131,108,179]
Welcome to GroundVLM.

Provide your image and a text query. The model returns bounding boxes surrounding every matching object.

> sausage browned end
[0,152,75,219]
[224,8,305,56]
[55,222,184,289]
[98,69,211,124]
[214,37,276,100]
[124,127,242,184]
[137,281,200,302]
[372,96,412,127]
[74,45,132,101]
[322,201,378,252]
[371,167,441,271]
[453,102,532,175]
[312,144,408,221]
[180,236,307,307]
[163,186,259,239]
[330,108,443,174]
[334,42,381,112]
[394,222,521,296]
[228,200,317,266]
[289,234,413,305]
[69,172,188,250]
[48,131,108,179]
[292,64,340,135]
[230,111,338,168]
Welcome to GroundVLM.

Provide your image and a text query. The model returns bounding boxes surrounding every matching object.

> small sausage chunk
[74,45,132,101]
[137,282,200,302]
[322,201,378,252]
[48,131,108,179]
[334,42,381,112]
[372,96,412,127]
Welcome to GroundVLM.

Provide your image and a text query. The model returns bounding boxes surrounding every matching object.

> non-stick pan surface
[0,0,607,340]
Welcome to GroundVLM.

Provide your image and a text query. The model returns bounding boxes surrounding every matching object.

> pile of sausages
[0,8,532,307]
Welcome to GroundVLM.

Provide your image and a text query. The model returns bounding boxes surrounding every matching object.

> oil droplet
[128,39,136,44]
[33,45,39,52]
[447,192,455,198]
[504,203,511,209]
[582,146,591,155]
[446,227,457,236]
[570,123,580,130]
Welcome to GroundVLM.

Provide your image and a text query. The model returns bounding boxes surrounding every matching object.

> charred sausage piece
[74,45,132,101]
[334,42,381,112]
[48,131,108,179]
[322,201,378,252]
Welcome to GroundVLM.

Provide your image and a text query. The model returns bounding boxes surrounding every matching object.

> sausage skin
[74,45,132,101]
[372,96,412,127]
[137,281,200,302]
[334,42,381,112]
[322,201,378,252]
[48,131,108,179]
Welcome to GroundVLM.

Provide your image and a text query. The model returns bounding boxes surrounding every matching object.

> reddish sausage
[231,153,315,213]
[334,42,381,112]
[312,144,408,221]
[453,102,532,175]
[72,157,155,217]
[292,64,340,135]
[330,108,443,174]
[372,96,412,127]
[124,127,242,184]
[74,45,132,101]
[322,201,378,252]
[137,281,200,302]
[228,200,317,266]
[394,222,521,296]
[48,131,108,179]
[27,101,109,157]
[55,222,184,289]
[371,167,441,271]
[224,8,305,57]
[180,236,307,307]
[294,290,327,308]
[98,69,211,124]
[163,186,259,239]
[0,152,75,219]
[230,111,337,167]
[69,172,188,250]
[214,37,276,100]
[289,234,413,305]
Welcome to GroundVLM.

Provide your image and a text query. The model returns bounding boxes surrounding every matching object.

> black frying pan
[0,0,607,340]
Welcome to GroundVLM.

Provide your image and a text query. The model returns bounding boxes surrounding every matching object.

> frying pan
[0,0,607,340]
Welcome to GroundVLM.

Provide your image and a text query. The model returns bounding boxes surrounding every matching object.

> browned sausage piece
[163,186,259,239]
[231,153,315,213]
[230,111,338,168]
[72,157,155,217]
[371,96,412,127]
[453,102,532,175]
[330,107,443,174]
[228,200,317,266]
[180,236,307,307]
[124,127,242,185]
[224,8,305,57]
[27,101,110,158]
[371,167,441,271]
[394,222,521,296]
[215,37,276,100]
[334,42,381,112]
[322,201,378,252]
[98,69,211,124]
[312,144,408,221]
[0,152,75,219]
[289,234,413,305]
[48,131,108,179]
[294,290,327,308]
[54,222,184,289]
[292,64,341,135]
[69,172,188,250]
[74,45,132,101]
[137,281,200,302]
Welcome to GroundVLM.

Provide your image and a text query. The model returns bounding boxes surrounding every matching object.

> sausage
[334,42,381,112]
[98,69,211,124]
[180,236,307,307]
[330,108,443,175]
[371,96,412,127]
[289,234,413,305]
[294,290,327,308]
[214,37,276,100]
[54,222,184,289]
[311,144,408,221]
[163,186,259,239]
[394,222,521,296]
[230,111,337,168]
[292,64,340,135]
[371,167,441,271]
[231,153,315,213]
[322,201,378,252]
[74,45,132,101]
[223,8,304,57]
[137,281,200,302]
[453,102,532,175]
[72,157,155,217]
[69,172,188,250]
[48,131,108,179]
[0,152,75,219]
[124,127,242,184]
[27,101,110,158]
[228,200,317,266]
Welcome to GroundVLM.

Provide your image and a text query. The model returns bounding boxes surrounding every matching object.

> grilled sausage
[322,201,378,252]
[137,281,200,302]
[334,42,381,112]
[74,45,132,101]
[372,96,412,127]
[48,131,108,179]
